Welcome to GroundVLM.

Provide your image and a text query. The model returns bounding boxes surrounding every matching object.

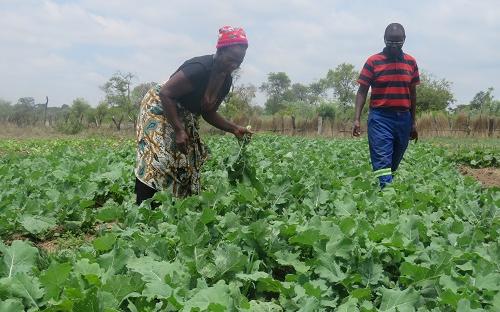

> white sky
[0,0,499,107]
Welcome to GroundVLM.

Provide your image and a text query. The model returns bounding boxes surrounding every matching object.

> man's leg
[391,112,411,173]
[368,110,395,188]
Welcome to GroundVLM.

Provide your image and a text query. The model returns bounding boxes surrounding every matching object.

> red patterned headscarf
[216,26,248,49]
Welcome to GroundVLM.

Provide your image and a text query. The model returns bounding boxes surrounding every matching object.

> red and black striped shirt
[358,50,420,109]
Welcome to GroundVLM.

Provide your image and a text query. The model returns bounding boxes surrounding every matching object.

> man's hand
[233,125,253,140]
[175,129,189,153]
[352,120,361,137]
[410,124,418,142]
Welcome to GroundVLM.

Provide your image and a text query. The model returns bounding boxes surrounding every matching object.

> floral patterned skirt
[135,84,208,198]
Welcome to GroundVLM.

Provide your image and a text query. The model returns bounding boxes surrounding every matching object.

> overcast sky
[1,0,499,107]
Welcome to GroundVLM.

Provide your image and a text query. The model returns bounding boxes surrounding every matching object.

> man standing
[353,23,419,188]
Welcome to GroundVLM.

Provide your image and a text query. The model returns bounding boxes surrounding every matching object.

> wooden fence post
[317,116,323,135]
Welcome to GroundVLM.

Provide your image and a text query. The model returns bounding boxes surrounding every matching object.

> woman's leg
[135,177,158,206]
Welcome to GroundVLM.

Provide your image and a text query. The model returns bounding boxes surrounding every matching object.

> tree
[130,81,157,129]
[94,101,109,128]
[131,82,157,108]
[290,83,310,103]
[220,83,257,119]
[0,98,12,122]
[58,104,71,124]
[38,96,49,126]
[101,72,135,130]
[307,80,328,106]
[492,100,500,116]
[470,87,495,114]
[260,72,292,114]
[325,63,358,108]
[12,97,35,126]
[317,103,336,120]
[416,72,455,111]
[317,102,336,135]
[70,98,91,125]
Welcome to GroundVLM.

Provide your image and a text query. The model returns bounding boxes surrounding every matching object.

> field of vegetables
[0,135,499,311]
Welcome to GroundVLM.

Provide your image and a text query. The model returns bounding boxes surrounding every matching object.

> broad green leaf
[142,279,173,299]
[359,259,383,285]
[399,262,431,285]
[98,247,134,276]
[337,297,359,312]
[74,259,103,286]
[0,299,24,312]
[182,281,233,311]
[256,277,285,294]
[456,299,485,312]
[92,233,117,252]
[303,282,322,299]
[297,297,320,311]
[127,256,189,289]
[39,262,72,300]
[236,271,270,281]
[289,229,321,246]
[492,292,500,311]
[213,244,247,278]
[439,275,462,292]
[244,300,283,311]
[314,256,347,283]
[475,273,500,291]
[101,275,143,304]
[19,215,57,235]
[200,207,217,224]
[99,291,119,311]
[440,289,461,308]
[334,197,357,216]
[275,250,310,273]
[73,287,100,312]
[351,288,371,300]
[96,205,123,222]
[0,273,44,309]
[379,287,419,312]
[177,215,209,246]
[0,240,38,278]
[325,236,353,260]
[368,223,397,242]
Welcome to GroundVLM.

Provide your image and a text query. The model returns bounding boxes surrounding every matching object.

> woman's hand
[175,129,189,154]
[233,125,253,140]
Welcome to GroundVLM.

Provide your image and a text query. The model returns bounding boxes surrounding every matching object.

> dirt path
[459,166,500,188]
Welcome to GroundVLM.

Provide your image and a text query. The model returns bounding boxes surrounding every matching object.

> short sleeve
[411,62,420,86]
[179,62,206,89]
[358,58,374,86]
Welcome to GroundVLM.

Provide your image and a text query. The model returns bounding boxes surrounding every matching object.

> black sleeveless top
[171,54,232,115]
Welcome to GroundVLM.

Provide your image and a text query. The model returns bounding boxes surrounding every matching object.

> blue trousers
[368,108,411,187]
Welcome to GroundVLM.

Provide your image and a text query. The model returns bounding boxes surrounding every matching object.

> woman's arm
[159,71,194,153]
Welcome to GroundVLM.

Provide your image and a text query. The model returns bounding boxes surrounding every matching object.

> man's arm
[353,84,370,136]
[409,84,418,141]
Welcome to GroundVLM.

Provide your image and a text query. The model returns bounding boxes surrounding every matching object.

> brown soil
[459,166,500,188]
[36,240,60,253]
[3,222,118,253]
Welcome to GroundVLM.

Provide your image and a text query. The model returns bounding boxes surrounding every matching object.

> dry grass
[1,113,498,140]
[0,122,135,140]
